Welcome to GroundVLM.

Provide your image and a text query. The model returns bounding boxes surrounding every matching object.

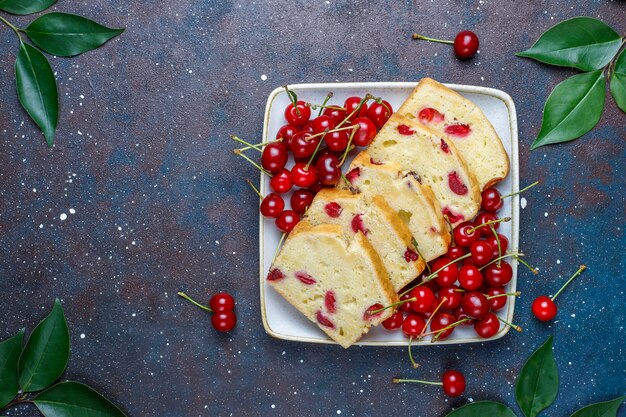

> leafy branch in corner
[0,299,127,417]
[516,17,625,150]
[0,0,124,148]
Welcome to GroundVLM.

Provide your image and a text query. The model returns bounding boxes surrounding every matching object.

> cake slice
[397,78,509,190]
[367,114,481,226]
[339,152,450,262]
[305,188,425,292]
[267,221,397,348]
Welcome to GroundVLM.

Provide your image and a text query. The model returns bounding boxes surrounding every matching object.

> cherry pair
[178,291,237,332]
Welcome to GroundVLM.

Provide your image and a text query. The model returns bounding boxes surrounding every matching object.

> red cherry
[409,286,436,313]
[399,292,416,312]
[481,187,503,212]
[453,222,479,247]
[402,313,426,338]
[322,106,348,125]
[483,262,513,287]
[532,296,558,321]
[300,121,314,134]
[276,124,300,144]
[290,131,319,159]
[311,115,336,135]
[438,285,463,310]
[446,245,467,261]
[324,129,349,152]
[366,100,393,129]
[351,117,377,147]
[344,96,368,121]
[485,234,508,259]
[291,163,317,188]
[275,210,300,233]
[453,306,475,325]
[209,292,235,312]
[290,189,315,215]
[487,287,507,311]
[430,312,457,339]
[261,142,288,174]
[269,169,293,194]
[382,311,404,330]
[315,153,341,186]
[453,30,479,59]
[458,265,483,290]
[442,370,466,397]
[260,193,285,218]
[461,291,490,319]
[211,310,237,332]
[474,212,500,237]
[474,312,500,338]
[470,240,494,266]
[284,100,311,126]
[431,257,459,286]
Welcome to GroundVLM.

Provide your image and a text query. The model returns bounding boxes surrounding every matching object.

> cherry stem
[515,256,539,275]
[245,179,263,200]
[468,217,511,234]
[272,232,287,263]
[551,265,587,301]
[177,292,212,313]
[317,92,333,116]
[419,297,448,339]
[392,378,442,386]
[237,138,281,152]
[306,130,328,168]
[486,291,521,300]
[430,318,471,342]
[412,33,453,45]
[400,253,472,297]
[501,181,539,199]
[336,94,373,129]
[490,226,502,267]
[233,150,271,176]
[369,297,416,315]
[479,252,522,271]
[412,238,430,274]
[283,84,301,116]
[408,337,420,368]
[497,316,522,332]
[230,135,262,153]
[340,172,352,189]
[338,127,358,166]
[307,124,358,141]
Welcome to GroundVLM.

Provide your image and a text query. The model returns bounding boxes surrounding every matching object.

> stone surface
[0,1,624,416]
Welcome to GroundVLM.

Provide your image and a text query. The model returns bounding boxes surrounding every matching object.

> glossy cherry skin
[461,291,490,319]
[430,313,457,339]
[291,163,317,188]
[453,30,479,59]
[322,106,348,125]
[439,285,463,310]
[483,262,513,287]
[485,233,508,259]
[276,124,300,144]
[275,210,300,233]
[399,292,416,312]
[311,115,336,135]
[290,131,319,159]
[324,129,349,152]
[409,286,436,313]
[442,370,466,397]
[366,100,393,129]
[474,212,500,237]
[474,312,500,338]
[487,287,507,311]
[382,311,404,330]
[402,313,426,338]
[453,306,475,325]
[532,296,558,321]
[284,100,311,127]
[211,310,237,332]
[458,265,484,290]
[260,193,285,218]
[290,189,315,215]
[431,257,459,287]
[209,292,235,312]
[344,96,368,121]
[269,169,292,194]
[261,142,288,174]
[446,245,467,261]
[351,117,378,147]
[453,221,480,247]
[315,153,341,186]
[481,187,503,212]
[470,240,494,266]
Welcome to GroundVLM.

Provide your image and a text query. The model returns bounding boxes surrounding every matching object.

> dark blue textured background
[0,1,624,416]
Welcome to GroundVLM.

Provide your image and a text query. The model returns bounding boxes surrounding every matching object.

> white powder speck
[337,411,341,415]
[556,259,561,264]
[544,212,548,217]
[80,333,85,339]
[520,197,527,209]
[271,404,275,409]
[69,208,76,214]
[261,74,267,81]
[32,188,36,192]
[60,213,67,221]
[118,226,122,231]
[131,241,136,245]
[39,224,43,229]
[132,313,136,317]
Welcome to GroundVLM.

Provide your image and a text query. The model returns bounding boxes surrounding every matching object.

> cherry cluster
[178,291,237,332]
[233,89,393,234]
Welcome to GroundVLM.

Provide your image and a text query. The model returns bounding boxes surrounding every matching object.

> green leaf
[0,329,25,408]
[515,336,559,417]
[446,401,517,417]
[0,0,57,15]
[25,13,124,57]
[570,396,626,417]
[531,70,605,150]
[516,17,622,71]
[610,49,626,113]
[15,42,59,148]
[18,299,69,392]
[34,381,127,417]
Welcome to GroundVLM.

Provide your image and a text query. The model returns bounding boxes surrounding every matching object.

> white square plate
[259,82,519,346]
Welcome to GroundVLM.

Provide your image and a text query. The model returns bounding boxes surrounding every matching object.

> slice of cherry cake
[267,221,397,348]
[305,188,425,292]
[367,114,481,226]
[339,152,450,262]
[397,78,509,190]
